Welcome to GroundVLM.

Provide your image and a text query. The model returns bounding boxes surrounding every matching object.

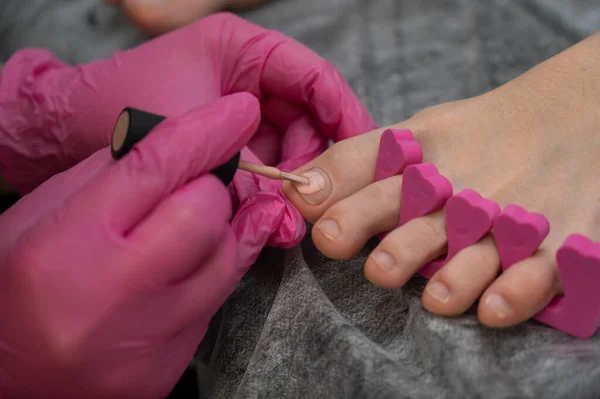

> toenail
[371,251,396,271]
[293,168,331,205]
[484,294,513,319]
[295,170,325,194]
[426,281,451,303]
[316,219,340,240]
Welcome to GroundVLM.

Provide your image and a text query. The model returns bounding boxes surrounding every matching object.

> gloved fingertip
[207,93,260,136]
[225,91,261,122]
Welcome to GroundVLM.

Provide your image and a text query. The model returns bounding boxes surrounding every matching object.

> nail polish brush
[236,161,309,184]
[110,107,309,186]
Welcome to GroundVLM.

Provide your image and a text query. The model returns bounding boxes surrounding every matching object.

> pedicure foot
[369,123,600,339]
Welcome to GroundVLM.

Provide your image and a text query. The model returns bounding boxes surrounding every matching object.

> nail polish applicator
[110,107,310,186]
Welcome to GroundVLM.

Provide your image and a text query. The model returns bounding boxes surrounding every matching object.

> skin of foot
[283,31,600,329]
[105,0,269,36]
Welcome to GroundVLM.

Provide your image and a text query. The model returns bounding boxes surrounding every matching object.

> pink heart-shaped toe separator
[374,128,423,182]
[534,234,600,339]
[492,204,549,270]
[446,189,501,256]
[419,189,500,279]
[374,129,424,240]
[398,162,453,227]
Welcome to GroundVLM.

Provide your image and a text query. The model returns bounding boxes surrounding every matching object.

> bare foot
[283,32,600,330]
[105,0,269,36]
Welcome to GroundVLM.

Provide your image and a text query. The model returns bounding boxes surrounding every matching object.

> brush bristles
[280,172,310,185]
[238,161,309,184]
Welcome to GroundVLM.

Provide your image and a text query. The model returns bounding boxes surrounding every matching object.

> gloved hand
[0,12,377,269]
[0,94,259,399]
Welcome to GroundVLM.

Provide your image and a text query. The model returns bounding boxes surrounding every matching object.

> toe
[364,212,447,288]
[311,175,403,259]
[283,129,385,223]
[478,251,561,328]
[284,120,425,224]
[422,236,500,316]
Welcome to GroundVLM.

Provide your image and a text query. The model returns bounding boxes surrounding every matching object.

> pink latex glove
[0,94,261,399]
[0,12,377,270]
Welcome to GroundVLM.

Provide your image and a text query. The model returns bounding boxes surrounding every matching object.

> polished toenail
[316,219,340,240]
[426,281,450,303]
[371,251,396,271]
[484,294,512,319]
[295,170,325,193]
[293,168,332,205]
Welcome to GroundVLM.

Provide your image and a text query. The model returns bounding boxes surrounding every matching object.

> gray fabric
[3,0,600,398]
[209,233,600,399]
[0,1,146,63]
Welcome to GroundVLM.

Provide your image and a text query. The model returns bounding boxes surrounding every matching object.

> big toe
[283,129,384,224]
